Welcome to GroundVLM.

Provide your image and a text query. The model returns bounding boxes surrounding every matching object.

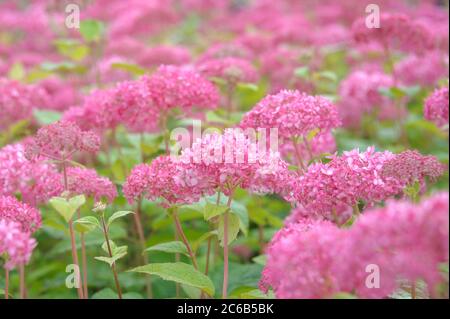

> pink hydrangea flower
[381,150,446,188]
[424,87,449,128]
[0,219,37,270]
[144,65,220,112]
[352,13,436,55]
[0,78,49,130]
[138,45,192,68]
[240,90,341,139]
[0,143,63,205]
[291,147,403,216]
[0,195,41,234]
[337,192,449,298]
[262,192,449,298]
[24,121,100,161]
[123,156,209,207]
[177,129,291,196]
[66,167,117,203]
[395,52,448,87]
[197,57,258,84]
[338,70,397,127]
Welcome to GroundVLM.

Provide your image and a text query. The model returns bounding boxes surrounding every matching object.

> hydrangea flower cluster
[424,87,449,128]
[144,65,220,112]
[123,156,210,207]
[0,143,62,205]
[395,52,448,87]
[290,147,404,219]
[177,129,291,196]
[0,195,41,234]
[0,78,49,130]
[381,150,446,188]
[198,57,258,85]
[0,219,37,270]
[261,192,449,298]
[352,13,436,54]
[24,121,100,161]
[66,167,117,203]
[240,90,341,139]
[338,70,396,127]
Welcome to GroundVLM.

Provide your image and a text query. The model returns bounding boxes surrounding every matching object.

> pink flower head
[240,90,341,140]
[198,43,253,64]
[381,150,446,188]
[0,78,49,130]
[138,45,192,68]
[352,13,436,55]
[338,70,396,127]
[0,195,41,234]
[291,147,403,216]
[63,88,121,133]
[0,143,63,205]
[123,156,208,207]
[337,192,449,297]
[262,192,449,298]
[144,65,220,111]
[424,87,449,128]
[197,57,258,84]
[260,219,343,298]
[0,219,37,270]
[66,167,117,203]
[395,52,448,87]
[24,121,100,161]
[112,80,160,133]
[177,128,291,196]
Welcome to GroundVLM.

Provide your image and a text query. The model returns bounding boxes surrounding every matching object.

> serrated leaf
[218,213,240,247]
[129,262,215,296]
[107,211,134,227]
[74,216,100,233]
[145,241,188,256]
[49,197,74,223]
[204,202,229,220]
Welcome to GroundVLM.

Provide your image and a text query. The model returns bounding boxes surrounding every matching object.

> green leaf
[236,82,258,92]
[145,241,189,256]
[203,202,229,220]
[8,62,25,80]
[40,61,87,74]
[107,211,134,227]
[95,244,127,267]
[74,216,100,233]
[69,195,86,212]
[111,62,146,76]
[129,262,215,296]
[313,70,338,82]
[252,254,267,266]
[33,110,61,125]
[332,292,358,299]
[192,230,217,252]
[49,197,75,223]
[294,66,309,79]
[218,213,240,247]
[307,128,320,142]
[54,39,89,61]
[239,288,275,299]
[79,19,105,42]
[91,288,118,299]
